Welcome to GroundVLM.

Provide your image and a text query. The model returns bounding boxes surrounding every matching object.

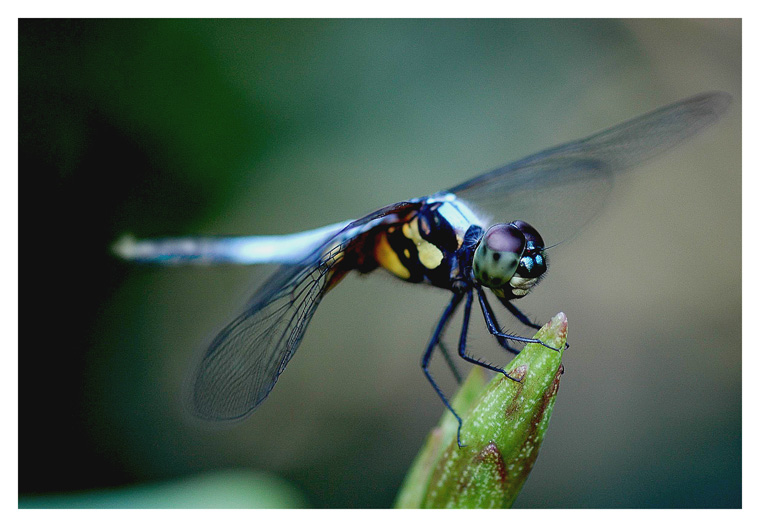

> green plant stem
[395,312,568,508]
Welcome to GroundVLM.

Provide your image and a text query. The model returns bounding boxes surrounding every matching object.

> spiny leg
[477,289,522,354]
[422,292,466,447]
[503,300,541,330]
[431,294,463,384]
[503,299,569,350]
[457,289,523,383]
[437,341,463,385]
[475,285,560,353]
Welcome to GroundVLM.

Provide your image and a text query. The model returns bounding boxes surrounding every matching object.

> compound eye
[510,220,544,250]
[473,224,526,289]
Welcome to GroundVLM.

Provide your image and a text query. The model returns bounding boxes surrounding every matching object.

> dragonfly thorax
[472,221,547,300]
[372,199,480,288]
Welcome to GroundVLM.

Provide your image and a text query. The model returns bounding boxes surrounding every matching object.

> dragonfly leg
[477,289,522,354]
[422,292,467,448]
[503,300,569,349]
[430,292,464,384]
[458,290,523,383]
[437,340,463,385]
[503,301,541,330]
[475,286,561,353]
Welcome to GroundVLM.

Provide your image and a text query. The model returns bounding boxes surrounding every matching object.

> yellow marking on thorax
[402,217,444,270]
[374,230,411,280]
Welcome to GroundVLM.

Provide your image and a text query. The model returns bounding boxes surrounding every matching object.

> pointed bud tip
[547,312,567,339]
[532,312,567,352]
[551,311,567,324]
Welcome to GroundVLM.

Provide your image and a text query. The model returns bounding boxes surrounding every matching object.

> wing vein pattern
[189,243,344,420]
[443,92,731,243]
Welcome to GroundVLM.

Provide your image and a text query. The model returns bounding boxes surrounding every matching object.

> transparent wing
[188,200,421,420]
[188,245,342,420]
[445,91,732,244]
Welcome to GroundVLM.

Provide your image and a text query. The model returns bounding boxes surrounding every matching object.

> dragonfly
[114,92,731,447]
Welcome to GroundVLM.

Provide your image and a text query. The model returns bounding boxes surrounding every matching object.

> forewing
[189,244,343,420]
[446,92,731,244]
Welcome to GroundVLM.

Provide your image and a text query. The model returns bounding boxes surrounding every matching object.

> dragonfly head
[472,221,547,299]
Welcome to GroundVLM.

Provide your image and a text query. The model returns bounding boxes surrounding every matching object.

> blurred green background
[19,19,740,508]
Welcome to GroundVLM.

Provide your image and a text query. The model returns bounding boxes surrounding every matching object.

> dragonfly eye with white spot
[473,223,525,288]
[510,219,547,279]
[473,221,547,299]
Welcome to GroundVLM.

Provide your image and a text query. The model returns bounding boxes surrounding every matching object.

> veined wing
[188,245,340,420]
[444,92,732,244]
[188,201,421,420]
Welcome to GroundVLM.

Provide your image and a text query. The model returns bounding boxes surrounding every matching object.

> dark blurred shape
[19,19,265,493]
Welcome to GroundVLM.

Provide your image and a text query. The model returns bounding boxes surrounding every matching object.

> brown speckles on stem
[508,364,528,382]
[504,365,527,418]
[476,441,509,487]
[548,364,564,399]
[517,363,564,477]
